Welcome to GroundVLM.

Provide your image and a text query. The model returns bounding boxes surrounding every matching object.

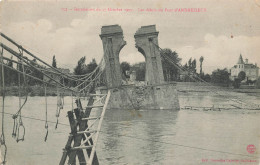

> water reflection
[98,109,179,165]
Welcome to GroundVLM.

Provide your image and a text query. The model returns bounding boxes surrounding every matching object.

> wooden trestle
[59,90,111,165]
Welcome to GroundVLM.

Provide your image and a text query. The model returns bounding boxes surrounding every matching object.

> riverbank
[176,82,260,96]
[1,82,260,96]
[0,86,73,96]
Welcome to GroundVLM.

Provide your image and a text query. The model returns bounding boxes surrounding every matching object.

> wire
[44,84,48,142]
[0,110,258,159]
[0,111,69,126]
[0,33,84,81]
[0,47,7,165]
[152,41,260,109]
[112,132,260,159]
[0,43,106,96]
[0,63,75,92]
[13,50,26,143]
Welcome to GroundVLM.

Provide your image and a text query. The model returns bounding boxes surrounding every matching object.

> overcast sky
[1,0,260,73]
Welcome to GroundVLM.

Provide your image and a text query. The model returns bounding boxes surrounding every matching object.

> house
[230,54,259,81]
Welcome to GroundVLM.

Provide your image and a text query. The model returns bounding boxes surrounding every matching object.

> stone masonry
[134,25,164,85]
[98,25,179,110]
[100,25,126,88]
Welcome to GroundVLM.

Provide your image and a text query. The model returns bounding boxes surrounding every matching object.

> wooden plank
[88,94,106,96]
[68,88,99,165]
[85,105,103,108]
[87,90,110,165]
[77,130,97,135]
[76,99,83,111]
[231,104,242,109]
[71,145,93,150]
[68,111,86,165]
[59,111,78,165]
[59,111,86,165]
[74,107,99,165]
[81,117,100,121]
[73,107,88,165]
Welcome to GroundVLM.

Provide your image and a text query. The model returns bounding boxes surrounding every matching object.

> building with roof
[230,54,259,81]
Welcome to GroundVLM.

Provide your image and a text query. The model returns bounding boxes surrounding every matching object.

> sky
[1,0,260,74]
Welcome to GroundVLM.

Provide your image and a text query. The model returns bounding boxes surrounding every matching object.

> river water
[0,90,260,165]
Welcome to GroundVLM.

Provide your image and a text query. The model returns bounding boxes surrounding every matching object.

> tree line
[2,52,260,89]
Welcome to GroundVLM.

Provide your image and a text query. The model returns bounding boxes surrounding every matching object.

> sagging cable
[44,84,48,142]
[0,47,7,165]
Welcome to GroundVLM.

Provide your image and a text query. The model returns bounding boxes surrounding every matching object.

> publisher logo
[247,145,256,154]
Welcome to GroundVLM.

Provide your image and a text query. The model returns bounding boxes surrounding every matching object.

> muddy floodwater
[0,89,260,165]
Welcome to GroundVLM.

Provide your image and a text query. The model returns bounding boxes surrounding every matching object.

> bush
[233,78,241,88]
[211,68,230,86]
[256,78,260,89]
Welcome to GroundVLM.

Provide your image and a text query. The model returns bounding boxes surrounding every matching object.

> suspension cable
[44,84,48,142]
[0,47,7,165]
[12,49,27,143]
[0,43,78,93]
[0,33,86,81]
[74,43,108,89]
[151,41,260,108]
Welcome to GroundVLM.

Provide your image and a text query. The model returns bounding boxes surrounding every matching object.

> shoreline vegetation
[1,82,260,97]
[0,85,74,96]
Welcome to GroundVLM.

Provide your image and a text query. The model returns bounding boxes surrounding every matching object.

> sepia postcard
[0,0,260,164]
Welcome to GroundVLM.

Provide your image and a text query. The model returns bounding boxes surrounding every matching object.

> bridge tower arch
[100,25,126,88]
[134,25,164,85]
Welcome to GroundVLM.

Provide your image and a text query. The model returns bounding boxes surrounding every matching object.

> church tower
[237,54,244,71]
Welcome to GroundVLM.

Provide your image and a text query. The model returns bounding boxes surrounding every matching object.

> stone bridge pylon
[134,25,164,85]
[100,25,126,88]
[99,24,179,110]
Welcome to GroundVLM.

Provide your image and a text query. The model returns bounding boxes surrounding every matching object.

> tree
[85,59,97,74]
[211,68,230,86]
[74,56,86,75]
[256,77,260,89]
[233,78,241,88]
[188,58,192,69]
[238,71,246,81]
[232,71,246,88]
[191,59,196,73]
[28,58,43,85]
[132,62,145,81]
[160,49,181,81]
[121,62,130,78]
[199,56,204,75]
[3,57,18,86]
[204,74,211,82]
[185,58,196,73]
[52,55,57,68]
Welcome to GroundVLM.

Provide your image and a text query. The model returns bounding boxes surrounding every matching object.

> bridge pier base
[97,83,179,110]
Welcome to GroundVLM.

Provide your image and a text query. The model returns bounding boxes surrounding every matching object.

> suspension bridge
[0,25,260,165]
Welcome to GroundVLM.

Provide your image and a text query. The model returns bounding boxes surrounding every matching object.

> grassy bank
[176,82,260,96]
[0,86,74,96]
[1,82,260,96]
